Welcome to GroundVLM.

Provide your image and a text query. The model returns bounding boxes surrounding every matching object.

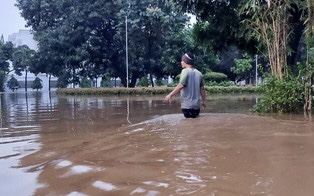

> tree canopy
[16,0,196,87]
[172,0,305,68]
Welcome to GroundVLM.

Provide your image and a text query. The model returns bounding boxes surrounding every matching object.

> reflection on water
[0,92,55,196]
[0,92,313,196]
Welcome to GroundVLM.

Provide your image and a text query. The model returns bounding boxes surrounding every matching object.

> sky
[0,0,29,41]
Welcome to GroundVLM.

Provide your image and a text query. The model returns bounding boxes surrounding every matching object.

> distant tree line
[0,38,44,92]
[13,0,216,89]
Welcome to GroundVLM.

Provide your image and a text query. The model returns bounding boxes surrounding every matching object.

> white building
[7,30,58,92]
[8,29,38,50]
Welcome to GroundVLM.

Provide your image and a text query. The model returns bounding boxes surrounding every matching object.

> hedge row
[204,86,257,93]
[56,86,257,96]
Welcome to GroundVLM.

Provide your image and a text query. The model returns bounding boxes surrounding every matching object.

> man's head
[181,53,194,68]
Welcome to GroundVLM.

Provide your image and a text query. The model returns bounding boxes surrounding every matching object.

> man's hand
[164,83,183,102]
[164,94,172,102]
[201,101,206,109]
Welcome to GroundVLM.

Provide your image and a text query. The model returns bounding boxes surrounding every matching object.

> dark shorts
[182,109,200,118]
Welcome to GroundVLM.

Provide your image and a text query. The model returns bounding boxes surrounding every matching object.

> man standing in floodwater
[164,52,206,118]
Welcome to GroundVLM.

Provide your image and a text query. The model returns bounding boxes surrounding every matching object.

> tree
[29,33,65,91]
[117,0,189,87]
[32,76,43,91]
[16,0,125,87]
[241,0,294,80]
[80,77,91,88]
[162,27,218,81]
[172,0,305,68]
[172,0,257,52]
[7,76,20,92]
[12,45,35,91]
[203,72,228,84]
[231,55,253,84]
[15,0,205,88]
[0,41,14,92]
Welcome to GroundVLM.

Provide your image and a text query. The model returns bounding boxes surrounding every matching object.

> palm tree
[12,45,35,91]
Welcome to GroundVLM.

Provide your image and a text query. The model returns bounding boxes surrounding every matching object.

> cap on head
[181,53,194,65]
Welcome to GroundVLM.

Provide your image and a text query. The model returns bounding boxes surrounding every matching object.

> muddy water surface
[0,92,313,196]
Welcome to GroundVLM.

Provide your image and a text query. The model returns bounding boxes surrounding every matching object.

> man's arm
[200,86,206,108]
[164,83,184,101]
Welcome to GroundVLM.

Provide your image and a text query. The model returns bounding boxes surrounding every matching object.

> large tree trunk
[149,73,154,87]
[49,74,51,91]
[120,75,127,87]
[129,72,139,88]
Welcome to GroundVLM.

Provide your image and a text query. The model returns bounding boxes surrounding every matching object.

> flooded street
[0,92,313,196]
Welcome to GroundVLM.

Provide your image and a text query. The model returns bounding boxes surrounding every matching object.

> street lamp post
[125,1,130,89]
[125,15,129,88]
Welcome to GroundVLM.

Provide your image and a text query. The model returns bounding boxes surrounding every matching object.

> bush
[205,81,234,87]
[155,78,164,86]
[57,75,69,88]
[203,72,228,83]
[80,77,91,88]
[137,77,149,87]
[7,76,20,92]
[253,76,304,113]
[100,77,111,87]
[32,77,43,91]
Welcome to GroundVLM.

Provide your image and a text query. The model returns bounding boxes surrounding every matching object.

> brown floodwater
[0,92,313,196]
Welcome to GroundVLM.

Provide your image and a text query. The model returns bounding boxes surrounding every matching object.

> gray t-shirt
[179,68,204,109]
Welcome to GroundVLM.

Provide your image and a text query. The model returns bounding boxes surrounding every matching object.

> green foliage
[173,0,258,54]
[205,81,234,87]
[100,77,111,88]
[309,47,314,64]
[203,72,228,83]
[137,77,150,87]
[155,78,164,86]
[205,86,256,94]
[80,77,91,88]
[12,45,36,91]
[167,82,177,87]
[16,0,190,88]
[12,45,35,76]
[161,28,219,79]
[231,55,255,83]
[231,58,252,75]
[7,76,20,92]
[253,76,304,113]
[240,0,300,79]
[0,41,14,91]
[0,71,6,92]
[56,72,70,88]
[32,77,43,91]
